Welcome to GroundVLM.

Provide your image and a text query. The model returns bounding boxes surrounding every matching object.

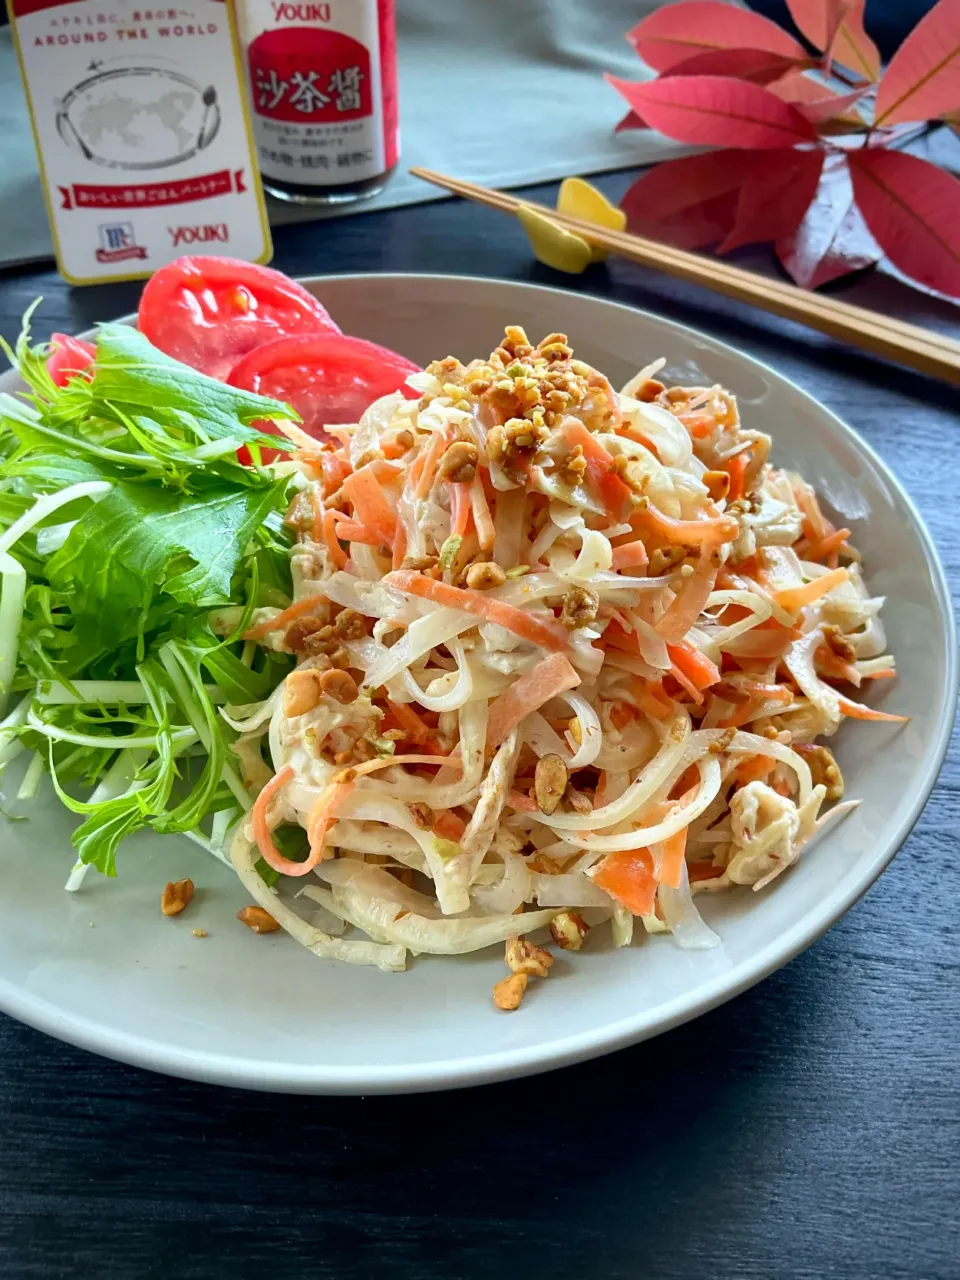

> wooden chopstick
[410,166,960,385]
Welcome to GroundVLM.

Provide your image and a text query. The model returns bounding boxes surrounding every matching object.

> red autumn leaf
[620,151,754,249]
[768,72,868,123]
[848,148,960,296]
[830,2,881,83]
[628,191,741,251]
[784,0,846,53]
[776,153,880,287]
[874,0,960,126]
[626,1,806,73]
[784,0,880,80]
[718,148,825,253]
[606,75,816,148]
[662,48,816,85]
[615,108,649,131]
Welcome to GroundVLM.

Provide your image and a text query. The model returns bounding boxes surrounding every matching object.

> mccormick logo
[271,2,331,20]
[168,223,230,247]
[95,222,147,264]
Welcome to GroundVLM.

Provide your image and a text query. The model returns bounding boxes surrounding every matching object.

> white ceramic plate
[0,274,954,1094]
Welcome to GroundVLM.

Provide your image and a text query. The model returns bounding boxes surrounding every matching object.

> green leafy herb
[0,306,302,877]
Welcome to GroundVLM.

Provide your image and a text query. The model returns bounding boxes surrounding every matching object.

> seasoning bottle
[240,0,399,205]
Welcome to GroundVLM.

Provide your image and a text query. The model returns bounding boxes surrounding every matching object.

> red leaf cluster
[610,0,960,297]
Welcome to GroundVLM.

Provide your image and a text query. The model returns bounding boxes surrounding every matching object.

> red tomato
[228,333,419,450]
[137,256,340,381]
[46,333,96,387]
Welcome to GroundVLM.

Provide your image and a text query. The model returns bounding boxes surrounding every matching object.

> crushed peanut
[464,561,507,590]
[505,936,554,978]
[709,727,738,754]
[161,878,194,917]
[823,625,857,664]
[401,553,439,572]
[534,753,568,816]
[237,905,281,934]
[557,443,588,486]
[285,616,326,652]
[485,418,551,470]
[634,378,665,402]
[703,469,731,502]
[795,743,845,800]
[563,783,593,815]
[283,668,325,717]
[408,802,433,829]
[332,608,369,641]
[318,668,359,704]
[192,929,208,939]
[648,546,688,576]
[493,971,528,1011]
[560,584,599,630]
[438,440,479,484]
[549,910,589,951]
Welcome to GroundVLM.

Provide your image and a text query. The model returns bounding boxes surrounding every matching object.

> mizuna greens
[0,312,299,879]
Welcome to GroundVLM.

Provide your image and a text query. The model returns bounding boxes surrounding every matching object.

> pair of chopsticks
[410,166,960,386]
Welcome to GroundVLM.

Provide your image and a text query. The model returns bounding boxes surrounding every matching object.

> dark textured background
[0,174,957,1280]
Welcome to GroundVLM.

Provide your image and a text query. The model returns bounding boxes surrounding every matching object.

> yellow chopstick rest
[556,177,627,262]
[517,205,592,274]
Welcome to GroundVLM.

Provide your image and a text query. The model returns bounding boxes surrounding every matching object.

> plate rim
[0,271,955,1094]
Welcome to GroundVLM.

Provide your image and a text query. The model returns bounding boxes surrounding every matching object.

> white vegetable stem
[36,680,227,706]
[0,481,112,558]
[0,553,27,717]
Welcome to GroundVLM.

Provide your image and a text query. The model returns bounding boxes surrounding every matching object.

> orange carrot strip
[342,466,398,545]
[838,696,909,723]
[676,411,716,438]
[434,809,466,840]
[561,419,633,520]
[322,509,348,570]
[245,593,327,640]
[657,828,687,890]
[630,677,674,720]
[450,482,472,538]
[611,540,649,571]
[253,765,346,878]
[594,848,657,917]
[861,667,896,680]
[330,519,382,546]
[734,754,777,785]
[725,450,750,503]
[508,790,539,813]
[774,567,849,613]
[656,548,718,645]
[386,570,571,651]
[631,498,737,548]
[688,861,725,884]
[470,474,495,551]
[391,523,408,571]
[609,700,637,730]
[804,527,852,562]
[666,640,721,691]
[485,652,581,747]
[414,429,450,499]
[305,777,356,868]
[386,698,435,745]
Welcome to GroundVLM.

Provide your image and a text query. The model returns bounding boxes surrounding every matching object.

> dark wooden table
[0,175,957,1280]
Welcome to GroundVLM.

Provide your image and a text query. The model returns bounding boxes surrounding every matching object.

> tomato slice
[137,256,340,381]
[46,333,96,387]
[227,333,419,445]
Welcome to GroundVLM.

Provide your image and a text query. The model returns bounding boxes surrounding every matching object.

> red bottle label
[240,0,398,188]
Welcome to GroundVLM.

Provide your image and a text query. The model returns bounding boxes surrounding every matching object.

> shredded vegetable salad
[0,264,906,1012]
